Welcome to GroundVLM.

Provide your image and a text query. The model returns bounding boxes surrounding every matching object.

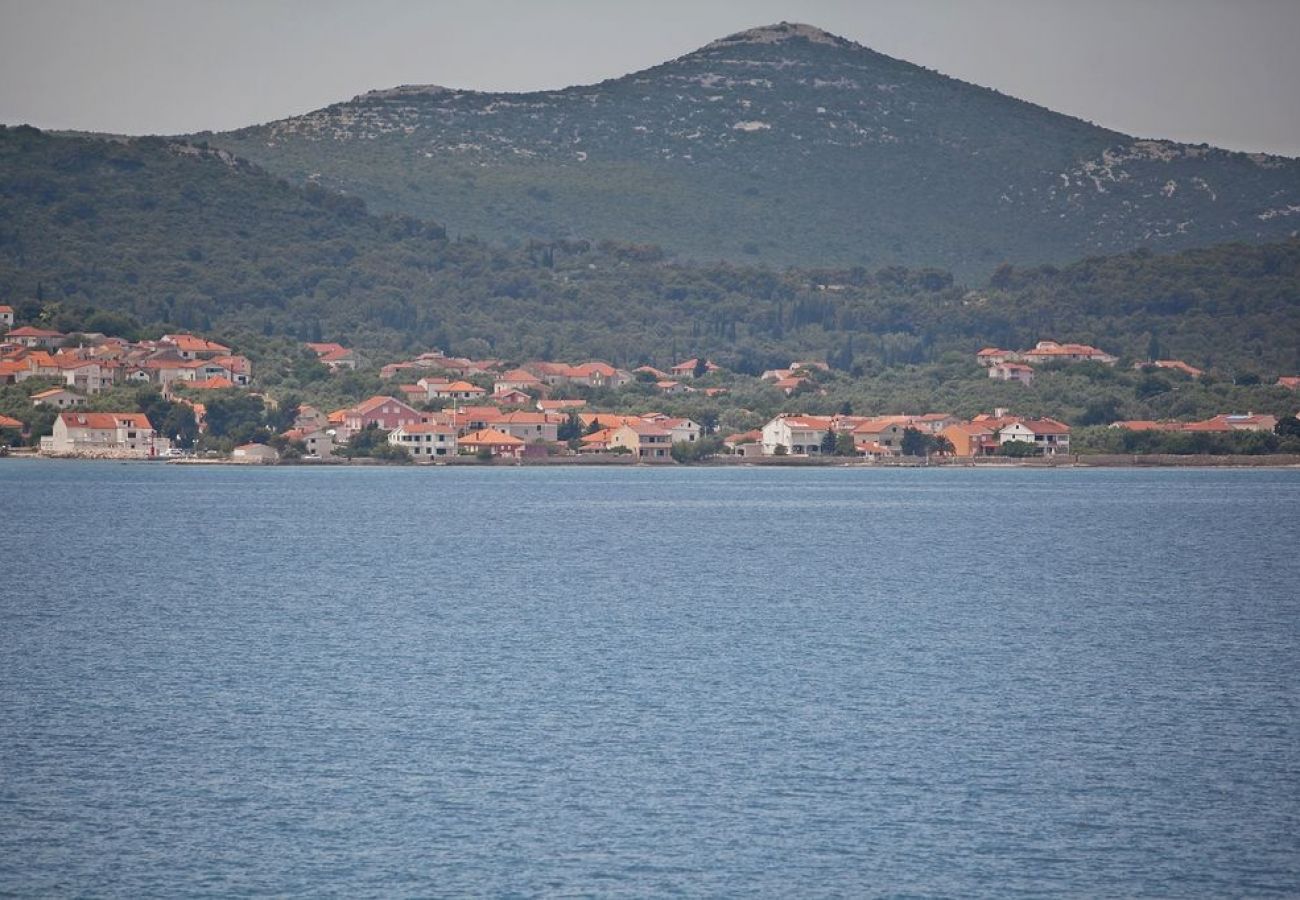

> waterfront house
[342,395,422,437]
[44,412,156,458]
[997,418,1072,454]
[609,422,673,459]
[232,443,279,463]
[459,428,526,458]
[389,422,458,458]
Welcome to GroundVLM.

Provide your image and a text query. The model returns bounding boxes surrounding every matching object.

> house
[282,427,335,459]
[772,376,808,395]
[490,410,559,443]
[427,380,488,402]
[5,326,65,349]
[656,380,690,395]
[568,362,632,389]
[723,430,764,458]
[854,440,898,460]
[989,362,1035,385]
[670,358,720,379]
[609,422,674,459]
[159,334,231,359]
[292,405,328,432]
[997,418,1072,454]
[940,422,997,457]
[1182,414,1277,433]
[458,427,525,458]
[1020,340,1117,366]
[31,387,86,409]
[633,365,670,381]
[976,348,1016,367]
[761,414,836,455]
[0,305,14,330]
[43,412,156,458]
[1277,376,1300,391]
[578,427,616,452]
[656,416,702,445]
[389,422,458,458]
[494,368,544,394]
[340,395,422,440]
[0,413,24,434]
[538,398,586,413]
[306,343,359,371]
[232,443,279,463]
[851,417,911,451]
[491,388,533,407]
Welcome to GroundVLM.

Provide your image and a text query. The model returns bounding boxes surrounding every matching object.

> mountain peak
[703,22,852,51]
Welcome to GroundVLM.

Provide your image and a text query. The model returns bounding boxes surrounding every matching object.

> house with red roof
[43,412,157,458]
[0,304,14,330]
[459,428,526,458]
[341,395,422,439]
[5,326,65,349]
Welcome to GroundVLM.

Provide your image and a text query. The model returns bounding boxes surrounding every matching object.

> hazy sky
[2,0,1299,156]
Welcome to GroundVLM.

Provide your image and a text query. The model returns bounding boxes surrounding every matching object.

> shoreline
[4,450,1300,469]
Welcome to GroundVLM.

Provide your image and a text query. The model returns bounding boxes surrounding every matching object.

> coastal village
[0,304,1295,463]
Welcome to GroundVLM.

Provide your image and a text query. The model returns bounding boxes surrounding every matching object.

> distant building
[232,443,279,463]
[988,362,1035,385]
[30,387,86,409]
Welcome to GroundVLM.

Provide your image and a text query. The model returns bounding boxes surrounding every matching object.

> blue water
[1,461,1298,897]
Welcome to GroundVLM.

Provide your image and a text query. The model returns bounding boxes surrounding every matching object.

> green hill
[204,22,1300,278]
[2,126,1297,380]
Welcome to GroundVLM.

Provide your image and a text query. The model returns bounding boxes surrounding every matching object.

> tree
[820,428,838,455]
[557,411,583,442]
[1000,439,1041,458]
[692,357,708,379]
[834,432,857,456]
[1276,415,1300,438]
[900,427,929,457]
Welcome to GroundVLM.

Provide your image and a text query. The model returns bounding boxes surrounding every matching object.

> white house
[43,412,156,458]
[760,415,835,455]
[997,418,1072,454]
[389,422,458,458]
[31,387,86,409]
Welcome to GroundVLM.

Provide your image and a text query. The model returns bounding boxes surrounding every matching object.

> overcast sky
[2,0,1298,156]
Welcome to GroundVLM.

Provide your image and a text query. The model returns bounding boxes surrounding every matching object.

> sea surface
[1,461,1298,897]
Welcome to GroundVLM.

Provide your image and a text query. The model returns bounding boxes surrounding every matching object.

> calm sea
[1,461,1298,897]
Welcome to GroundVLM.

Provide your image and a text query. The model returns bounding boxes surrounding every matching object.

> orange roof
[396,421,457,435]
[6,326,63,338]
[31,387,79,399]
[497,368,542,383]
[459,428,525,446]
[580,413,640,428]
[580,427,615,444]
[0,414,22,428]
[59,412,151,430]
[306,342,347,356]
[0,305,13,313]
[538,399,587,411]
[163,334,230,353]
[181,376,236,391]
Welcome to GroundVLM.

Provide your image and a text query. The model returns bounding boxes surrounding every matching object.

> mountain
[3,126,1298,379]
[203,22,1300,277]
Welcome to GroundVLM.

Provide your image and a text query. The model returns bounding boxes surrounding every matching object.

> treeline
[2,127,1298,381]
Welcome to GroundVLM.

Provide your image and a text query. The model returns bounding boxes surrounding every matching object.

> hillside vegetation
[205,23,1300,276]
[2,126,1298,384]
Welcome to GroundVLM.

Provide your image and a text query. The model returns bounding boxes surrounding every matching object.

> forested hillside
[2,126,1298,379]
